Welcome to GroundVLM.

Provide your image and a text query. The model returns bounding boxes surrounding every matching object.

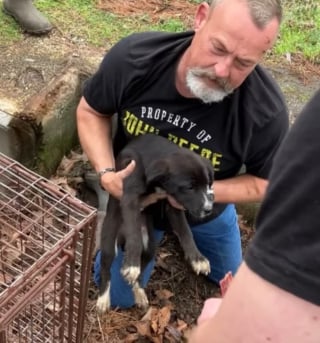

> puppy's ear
[145,159,169,186]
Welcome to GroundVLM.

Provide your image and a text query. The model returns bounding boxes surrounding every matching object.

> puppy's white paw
[96,284,111,314]
[121,266,141,285]
[133,284,149,309]
[191,258,211,275]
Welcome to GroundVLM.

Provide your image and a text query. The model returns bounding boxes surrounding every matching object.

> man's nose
[214,57,232,79]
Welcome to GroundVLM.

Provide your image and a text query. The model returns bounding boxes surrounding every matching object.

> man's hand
[167,195,185,210]
[101,160,184,210]
[100,160,136,199]
[140,192,168,209]
[140,193,184,211]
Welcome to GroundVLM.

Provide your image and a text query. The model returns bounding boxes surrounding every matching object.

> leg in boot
[3,0,53,34]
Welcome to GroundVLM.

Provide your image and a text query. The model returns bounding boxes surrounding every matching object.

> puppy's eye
[186,185,194,190]
[179,184,194,192]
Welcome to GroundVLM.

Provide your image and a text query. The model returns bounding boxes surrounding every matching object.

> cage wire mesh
[0,153,97,343]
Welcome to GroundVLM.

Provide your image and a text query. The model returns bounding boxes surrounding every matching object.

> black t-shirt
[83,31,288,220]
[246,89,320,305]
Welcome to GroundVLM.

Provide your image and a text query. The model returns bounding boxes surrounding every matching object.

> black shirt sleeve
[83,35,137,115]
[245,106,289,179]
[245,89,320,305]
[83,31,194,116]
[241,66,289,179]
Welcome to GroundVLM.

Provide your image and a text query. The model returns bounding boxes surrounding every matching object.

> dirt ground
[60,155,254,343]
[80,195,254,343]
[2,0,320,342]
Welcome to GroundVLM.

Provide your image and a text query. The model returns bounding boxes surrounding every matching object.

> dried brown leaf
[151,306,171,335]
[56,151,87,176]
[124,332,140,342]
[56,156,77,176]
[141,306,155,321]
[165,325,183,342]
[176,319,188,332]
[155,289,174,301]
[50,176,77,196]
[134,321,152,337]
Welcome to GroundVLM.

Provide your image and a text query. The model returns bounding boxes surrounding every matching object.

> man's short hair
[209,0,283,28]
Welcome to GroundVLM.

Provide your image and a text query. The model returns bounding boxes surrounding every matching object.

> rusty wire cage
[0,153,97,343]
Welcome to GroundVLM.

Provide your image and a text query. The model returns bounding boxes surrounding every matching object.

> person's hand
[100,160,136,199]
[140,193,185,211]
[140,192,168,209]
[197,298,222,325]
[167,195,185,210]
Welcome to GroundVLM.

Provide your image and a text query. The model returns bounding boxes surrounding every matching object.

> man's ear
[145,159,169,186]
[194,2,210,31]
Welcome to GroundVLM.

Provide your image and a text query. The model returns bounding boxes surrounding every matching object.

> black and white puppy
[96,134,214,313]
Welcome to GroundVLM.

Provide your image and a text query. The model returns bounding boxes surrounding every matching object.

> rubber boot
[3,0,53,34]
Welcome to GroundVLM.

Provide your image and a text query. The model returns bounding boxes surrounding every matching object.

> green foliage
[0,9,21,43]
[275,1,320,62]
[0,0,188,47]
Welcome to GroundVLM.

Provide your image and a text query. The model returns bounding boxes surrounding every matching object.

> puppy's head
[146,151,214,219]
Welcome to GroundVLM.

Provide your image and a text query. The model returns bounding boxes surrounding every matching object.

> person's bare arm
[76,96,135,199]
[214,174,268,203]
[77,97,115,171]
[189,262,320,343]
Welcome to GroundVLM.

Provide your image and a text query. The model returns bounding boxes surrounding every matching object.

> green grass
[0,0,187,47]
[0,7,21,43]
[0,0,319,62]
[275,1,320,62]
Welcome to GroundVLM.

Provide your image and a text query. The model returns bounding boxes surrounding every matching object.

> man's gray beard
[186,68,234,103]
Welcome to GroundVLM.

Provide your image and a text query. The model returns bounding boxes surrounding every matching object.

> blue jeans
[94,204,242,308]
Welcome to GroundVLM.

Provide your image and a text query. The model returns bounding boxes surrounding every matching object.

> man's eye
[212,44,225,55]
[235,59,254,70]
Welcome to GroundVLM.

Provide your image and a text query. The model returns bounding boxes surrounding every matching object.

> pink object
[219,271,233,297]
[197,298,223,324]
[197,271,234,324]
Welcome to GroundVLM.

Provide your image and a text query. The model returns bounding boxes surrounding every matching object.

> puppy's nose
[203,207,213,215]
[199,205,213,219]
[203,202,213,212]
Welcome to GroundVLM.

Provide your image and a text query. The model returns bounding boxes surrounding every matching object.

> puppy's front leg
[120,196,144,285]
[132,281,149,309]
[96,197,120,314]
[166,206,211,276]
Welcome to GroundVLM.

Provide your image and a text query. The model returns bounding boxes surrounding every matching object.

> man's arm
[214,174,268,203]
[189,262,320,343]
[76,96,135,199]
[77,96,115,172]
